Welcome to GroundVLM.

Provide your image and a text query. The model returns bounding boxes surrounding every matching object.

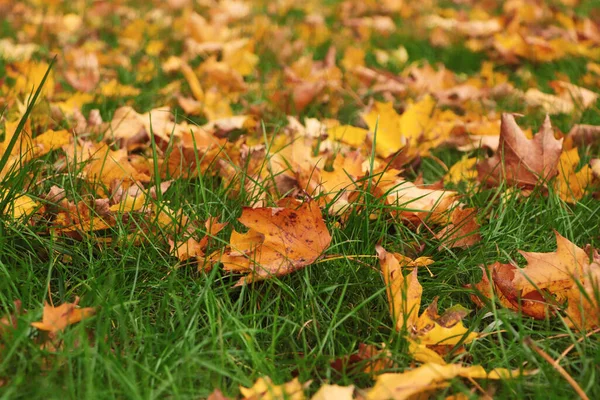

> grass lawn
[1,0,600,399]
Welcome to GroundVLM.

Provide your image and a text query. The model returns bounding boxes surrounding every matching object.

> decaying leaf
[213,199,331,284]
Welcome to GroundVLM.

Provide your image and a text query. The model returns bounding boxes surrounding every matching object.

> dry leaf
[477,114,563,187]
[311,384,354,400]
[436,207,482,249]
[367,362,528,400]
[215,199,331,284]
[470,231,599,329]
[376,246,477,363]
[240,377,309,400]
[31,297,95,334]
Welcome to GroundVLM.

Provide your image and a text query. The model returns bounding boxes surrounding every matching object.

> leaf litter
[1,0,600,397]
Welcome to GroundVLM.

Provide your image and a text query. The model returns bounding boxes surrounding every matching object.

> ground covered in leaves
[1,0,600,399]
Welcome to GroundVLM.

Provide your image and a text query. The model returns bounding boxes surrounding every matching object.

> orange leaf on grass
[470,231,600,329]
[31,297,95,334]
[436,207,482,249]
[367,362,529,400]
[214,199,331,285]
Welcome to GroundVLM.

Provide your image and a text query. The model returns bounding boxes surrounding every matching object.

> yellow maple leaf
[362,96,436,159]
[99,79,141,97]
[377,246,477,364]
[555,148,592,203]
[240,377,307,400]
[367,363,529,400]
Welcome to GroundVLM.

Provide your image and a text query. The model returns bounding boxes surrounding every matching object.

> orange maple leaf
[214,199,331,285]
[470,231,600,330]
[31,297,95,334]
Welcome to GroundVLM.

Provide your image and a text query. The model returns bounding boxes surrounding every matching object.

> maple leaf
[470,231,600,330]
[31,297,95,334]
[367,362,529,400]
[554,148,592,203]
[372,169,457,224]
[477,114,563,187]
[297,151,364,214]
[435,207,482,249]
[443,156,477,188]
[361,96,436,159]
[240,377,309,400]
[213,199,331,285]
[376,246,477,364]
[170,217,227,261]
[2,193,40,219]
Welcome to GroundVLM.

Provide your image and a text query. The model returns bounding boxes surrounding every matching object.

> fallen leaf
[240,377,308,400]
[477,114,563,187]
[555,148,592,203]
[367,362,528,400]
[361,96,436,159]
[470,231,599,329]
[311,384,354,400]
[31,297,95,334]
[568,124,600,146]
[444,157,477,187]
[214,199,331,284]
[436,207,482,249]
[372,170,457,223]
[377,246,477,363]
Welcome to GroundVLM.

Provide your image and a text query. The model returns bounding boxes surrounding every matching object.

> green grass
[1,2,600,399]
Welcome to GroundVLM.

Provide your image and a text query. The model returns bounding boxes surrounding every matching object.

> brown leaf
[568,124,600,146]
[470,232,600,328]
[477,114,563,187]
[215,199,331,284]
[436,207,482,249]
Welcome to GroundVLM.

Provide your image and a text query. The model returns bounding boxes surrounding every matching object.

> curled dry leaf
[372,169,457,224]
[477,113,563,187]
[213,199,331,285]
[376,246,477,364]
